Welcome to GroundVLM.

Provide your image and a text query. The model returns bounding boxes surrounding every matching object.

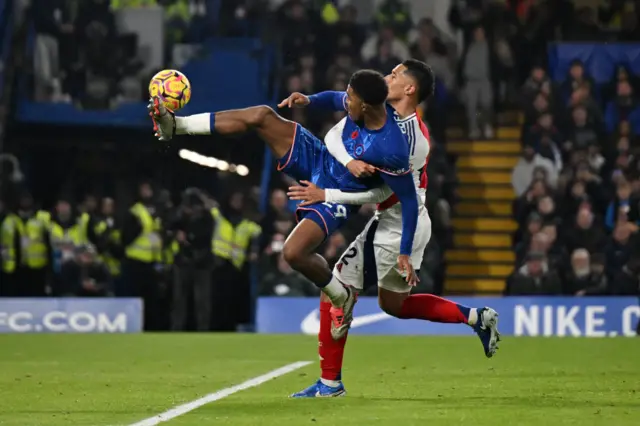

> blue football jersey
[314,105,410,192]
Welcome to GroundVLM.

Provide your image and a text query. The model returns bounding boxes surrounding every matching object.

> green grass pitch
[0,334,638,425]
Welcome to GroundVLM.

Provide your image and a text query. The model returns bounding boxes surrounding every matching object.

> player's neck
[363,106,387,131]
[389,98,418,119]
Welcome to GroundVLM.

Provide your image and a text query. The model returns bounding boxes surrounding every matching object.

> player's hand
[287,180,325,206]
[277,92,310,109]
[346,160,376,178]
[397,255,419,287]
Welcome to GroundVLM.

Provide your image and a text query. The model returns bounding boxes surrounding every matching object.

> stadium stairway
[444,112,522,294]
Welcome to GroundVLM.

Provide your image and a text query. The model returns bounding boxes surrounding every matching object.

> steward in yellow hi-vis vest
[121,182,162,330]
[15,192,52,296]
[211,207,261,270]
[0,212,21,296]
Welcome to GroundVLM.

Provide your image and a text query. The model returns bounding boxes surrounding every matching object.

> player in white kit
[284,60,501,398]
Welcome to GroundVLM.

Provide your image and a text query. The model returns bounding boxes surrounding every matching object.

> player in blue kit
[149,69,419,330]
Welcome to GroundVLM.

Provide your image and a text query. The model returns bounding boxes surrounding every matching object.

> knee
[248,105,275,127]
[282,240,303,269]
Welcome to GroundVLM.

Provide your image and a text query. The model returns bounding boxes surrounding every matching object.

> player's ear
[405,84,416,97]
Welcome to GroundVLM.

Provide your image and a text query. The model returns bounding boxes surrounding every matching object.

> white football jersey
[377,111,431,214]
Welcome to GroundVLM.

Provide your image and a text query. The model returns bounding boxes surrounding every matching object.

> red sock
[319,300,348,381]
[398,294,469,323]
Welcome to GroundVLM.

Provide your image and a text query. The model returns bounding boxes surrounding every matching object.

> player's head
[385,59,434,104]
[346,69,388,123]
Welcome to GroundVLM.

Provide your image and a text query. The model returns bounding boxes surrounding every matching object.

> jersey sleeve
[380,172,418,256]
[324,185,393,204]
[307,91,347,112]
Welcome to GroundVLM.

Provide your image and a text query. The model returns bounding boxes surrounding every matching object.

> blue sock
[456,304,471,321]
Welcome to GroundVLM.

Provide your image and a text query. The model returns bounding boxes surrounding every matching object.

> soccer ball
[148,69,191,111]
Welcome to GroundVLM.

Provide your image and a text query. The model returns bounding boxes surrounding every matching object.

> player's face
[385,64,415,102]
[345,86,365,122]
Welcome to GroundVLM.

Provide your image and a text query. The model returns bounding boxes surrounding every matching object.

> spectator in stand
[611,254,640,296]
[560,61,594,104]
[325,48,359,89]
[524,112,564,171]
[505,251,563,296]
[59,244,111,297]
[603,65,639,103]
[32,0,76,102]
[512,178,551,226]
[564,207,607,255]
[329,5,365,54]
[367,40,401,76]
[459,25,496,139]
[278,0,320,66]
[410,31,453,90]
[605,179,635,231]
[360,24,410,63]
[605,81,640,133]
[605,223,635,283]
[448,0,485,44]
[513,211,543,249]
[512,144,558,197]
[563,248,607,296]
[523,65,552,105]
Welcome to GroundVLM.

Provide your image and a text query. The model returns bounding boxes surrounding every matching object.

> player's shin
[319,296,348,386]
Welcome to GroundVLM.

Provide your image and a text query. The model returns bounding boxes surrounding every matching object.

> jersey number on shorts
[322,202,347,218]
[339,246,358,266]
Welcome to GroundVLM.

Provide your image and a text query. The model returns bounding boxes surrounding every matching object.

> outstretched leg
[378,286,500,358]
[150,98,294,158]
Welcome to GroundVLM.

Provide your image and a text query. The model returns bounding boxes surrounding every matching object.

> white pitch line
[128,360,312,426]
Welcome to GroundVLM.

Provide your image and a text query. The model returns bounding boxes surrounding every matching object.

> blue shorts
[276,124,355,237]
[276,124,325,183]
[295,201,356,238]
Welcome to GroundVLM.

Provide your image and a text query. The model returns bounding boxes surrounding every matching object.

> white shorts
[332,205,432,293]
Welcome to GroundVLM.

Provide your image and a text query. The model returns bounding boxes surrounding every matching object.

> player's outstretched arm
[279,91,347,112]
[287,181,393,206]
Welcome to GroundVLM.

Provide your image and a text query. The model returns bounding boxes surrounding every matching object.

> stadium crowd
[508,59,640,297]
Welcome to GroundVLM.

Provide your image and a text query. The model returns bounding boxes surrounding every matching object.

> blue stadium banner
[257,297,640,337]
[0,298,143,333]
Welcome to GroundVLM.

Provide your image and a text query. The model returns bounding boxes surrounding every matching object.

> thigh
[277,124,326,183]
[294,201,355,239]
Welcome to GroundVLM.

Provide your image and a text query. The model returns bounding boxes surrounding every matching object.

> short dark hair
[349,69,388,105]
[402,59,435,102]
